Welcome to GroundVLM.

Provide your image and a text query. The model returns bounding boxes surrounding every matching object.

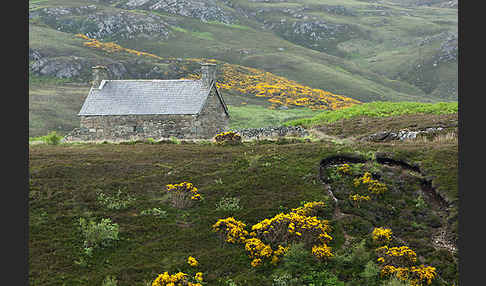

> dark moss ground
[29,138,458,286]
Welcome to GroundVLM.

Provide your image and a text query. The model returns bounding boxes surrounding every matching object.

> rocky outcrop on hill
[363,127,451,142]
[30,56,90,79]
[30,5,171,40]
[121,0,238,24]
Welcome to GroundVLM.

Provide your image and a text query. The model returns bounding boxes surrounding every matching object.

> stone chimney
[91,65,109,89]
[200,63,216,88]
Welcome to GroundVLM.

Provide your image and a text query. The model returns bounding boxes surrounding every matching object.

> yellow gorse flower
[337,164,351,174]
[151,271,188,286]
[187,256,199,267]
[372,227,393,244]
[194,272,203,282]
[212,217,248,244]
[166,182,202,208]
[373,227,436,286]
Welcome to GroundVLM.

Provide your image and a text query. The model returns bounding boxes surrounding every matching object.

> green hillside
[29,0,457,105]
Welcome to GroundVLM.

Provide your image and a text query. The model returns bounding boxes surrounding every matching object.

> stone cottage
[65,63,229,142]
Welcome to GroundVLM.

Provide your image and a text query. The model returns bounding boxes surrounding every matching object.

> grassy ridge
[286,102,458,127]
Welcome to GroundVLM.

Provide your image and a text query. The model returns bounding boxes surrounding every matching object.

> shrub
[169,136,181,144]
[216,197,242,212]
[372,227,393,245]
[212,217,249,244]
[301,270,345,286]
[250,203,332,252]
[381,277,410,286]
[414,194,427,209]
[278,243,314,276]
[146,138,157,144]
[44,131,63,145]
[96,189,135,210]
[78,217,119,254]
[214,131,242,145]
[151,256,204,286]
[166,182,202,209]
[101,276,118,286]
[271,273,295,286]
[360,260,381,284]
[140,207,168,218]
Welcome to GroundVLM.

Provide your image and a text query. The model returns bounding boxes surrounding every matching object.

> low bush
[101,275,118,286]
[215,197,242,212]
[96,189,135,210]
[140,207,168,218]
[166,182,202,209]
[214,131,242,145]
[76,217,120,266]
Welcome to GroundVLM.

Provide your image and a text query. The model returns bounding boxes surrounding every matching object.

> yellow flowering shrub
[290,201,326,217]
[151,271,188,286]
[212,217,249,244]
[75,34,162,59]
[250,201,333,261]
[214,131,242,145]
[373,228,436,286]
[409,265,437,286]
[372,227,393,245]
[166,182,202,209]
[348,194,371,208]
[312,244,334,259]
[250,211,331,248]
[212,201,332,267]
[216,63,360,110]
[353,172,388,195]
[337,163,351,175]
[242,237,289,267]
[152,256,204,286]
[187,256,199,267]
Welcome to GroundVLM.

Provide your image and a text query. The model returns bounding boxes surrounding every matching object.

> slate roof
[78,79,226,116]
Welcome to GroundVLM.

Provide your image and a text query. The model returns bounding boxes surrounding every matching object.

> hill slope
[29,0,457,103]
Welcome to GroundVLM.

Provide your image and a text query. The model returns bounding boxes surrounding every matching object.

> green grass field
[286,101,458,128]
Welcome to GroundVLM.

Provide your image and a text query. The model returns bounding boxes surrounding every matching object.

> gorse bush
[372,228,437,286]
[151,256,204,286]
[214,131,242,145]
[166,182,202,209]
[213,201,333,268]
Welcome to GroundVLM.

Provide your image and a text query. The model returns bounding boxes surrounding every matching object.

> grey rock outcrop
[32,6,171,40]
[29,56,88,79]
[122,0,237,24]
[365,127,446,142]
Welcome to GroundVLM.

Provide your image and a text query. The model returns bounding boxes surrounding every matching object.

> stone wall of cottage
[64,89,229,142]
[194,89,230,138]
